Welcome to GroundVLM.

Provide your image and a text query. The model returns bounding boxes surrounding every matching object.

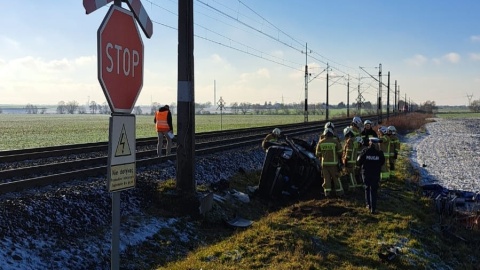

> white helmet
[379,126,388,135]
[352,116,362,126]
[387,126,396,134]
[272,128,281,136]
[324,122,335,130]
[323,128,334,136]
[364,120,372,126]
[343,127,353,136]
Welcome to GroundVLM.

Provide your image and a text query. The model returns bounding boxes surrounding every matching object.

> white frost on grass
[408,118,480,193]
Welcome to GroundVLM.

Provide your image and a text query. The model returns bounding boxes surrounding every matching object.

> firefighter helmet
[323,128,334,136]
[364,119,373,126]
[343,127,353,136]
[379,126,388,135]
[387,126,396,134]
[324,122,335,130]
[352,116,362,126]
[272,128,281,136]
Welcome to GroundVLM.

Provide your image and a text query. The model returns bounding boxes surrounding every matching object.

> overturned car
[258,136,321,200]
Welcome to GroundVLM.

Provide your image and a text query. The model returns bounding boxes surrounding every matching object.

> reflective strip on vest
[347,142,359,164]
[155,111,170,132]
[320,142,338,165]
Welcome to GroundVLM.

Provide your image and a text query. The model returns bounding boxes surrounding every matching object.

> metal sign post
[84,1,152,268]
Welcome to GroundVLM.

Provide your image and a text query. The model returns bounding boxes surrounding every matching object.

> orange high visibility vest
[155,111,170,132]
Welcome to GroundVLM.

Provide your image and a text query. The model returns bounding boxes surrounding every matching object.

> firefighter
[262,128,282,151]
[361,119,378,147]
[320,122,339,141]
[378,126,391,180]
[316,128,344,197]
[342,127,364,189]
[357,137,385,214]
[351,116,363,137]
[387,126,400,171]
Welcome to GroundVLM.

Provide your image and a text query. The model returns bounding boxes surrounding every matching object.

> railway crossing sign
[107,114,136,192]
[98,5,144,114]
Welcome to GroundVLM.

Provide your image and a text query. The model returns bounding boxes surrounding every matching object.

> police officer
[357,137,385,214]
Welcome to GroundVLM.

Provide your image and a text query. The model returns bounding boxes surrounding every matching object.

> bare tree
[57,101,66,114]
[239,102,251,115]
[24,104,38,114]
[99,102,110,114]
[230,102,239,114]
[89,101,97,114]
[469,100,480,112]
[78,106,87,114]
[65,101,79,114]
[150,102,160,115]
[134,106,143,115]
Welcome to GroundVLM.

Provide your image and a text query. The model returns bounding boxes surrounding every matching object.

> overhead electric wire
[146,0,374,96]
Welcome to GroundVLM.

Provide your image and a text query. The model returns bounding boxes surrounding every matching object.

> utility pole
[346,75,350,118]
[214,80,216,107]
[378,63,382,124]
[394,80,397,115]
[177,0,195,194]
[302,43,311,122]
[326,63,329,121]
[357,76,362,113]
[386,71,390,120]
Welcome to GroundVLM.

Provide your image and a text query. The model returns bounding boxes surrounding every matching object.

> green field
[0,114,325,150]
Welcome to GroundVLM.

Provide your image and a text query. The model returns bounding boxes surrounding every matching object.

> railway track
[0,118,356,194]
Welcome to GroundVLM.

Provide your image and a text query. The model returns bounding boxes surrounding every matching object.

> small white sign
[107,114,136,192]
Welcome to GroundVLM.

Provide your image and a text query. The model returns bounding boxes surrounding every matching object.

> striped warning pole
[125,0,153,38]
[84,0,153,38]
[83,0,114,14]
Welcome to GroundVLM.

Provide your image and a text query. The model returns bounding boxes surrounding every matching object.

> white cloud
[469,53,480,62]
[470,35,480,43]
[442,52,460,64]
[405,54,427,66]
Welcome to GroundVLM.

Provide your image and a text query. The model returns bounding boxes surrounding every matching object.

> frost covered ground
[408,118,480,193]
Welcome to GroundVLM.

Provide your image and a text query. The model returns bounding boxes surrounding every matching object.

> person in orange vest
[154,105,173,156]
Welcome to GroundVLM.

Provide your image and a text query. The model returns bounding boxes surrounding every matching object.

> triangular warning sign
[115,124,132,157]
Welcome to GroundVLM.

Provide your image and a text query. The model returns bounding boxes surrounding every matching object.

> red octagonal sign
[98,5,144,114]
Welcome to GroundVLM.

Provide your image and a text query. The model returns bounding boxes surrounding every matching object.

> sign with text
[107,114,136,192]
[98,5,144,114]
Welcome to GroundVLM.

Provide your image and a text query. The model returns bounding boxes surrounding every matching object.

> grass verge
[140,143,480,269]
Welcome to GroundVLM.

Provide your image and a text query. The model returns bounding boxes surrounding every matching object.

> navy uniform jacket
[356,145,385,182]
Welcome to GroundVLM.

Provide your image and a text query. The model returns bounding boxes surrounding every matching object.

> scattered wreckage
[258,136,320,200]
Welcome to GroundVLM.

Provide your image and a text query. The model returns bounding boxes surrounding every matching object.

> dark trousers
[363,178,379,212]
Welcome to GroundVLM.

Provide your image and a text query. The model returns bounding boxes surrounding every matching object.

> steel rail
[0,115,379,194]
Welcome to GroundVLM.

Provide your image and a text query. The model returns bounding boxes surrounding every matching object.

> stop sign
[98,5,144,114]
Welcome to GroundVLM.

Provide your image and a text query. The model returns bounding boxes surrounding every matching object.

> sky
[1,0,479,108]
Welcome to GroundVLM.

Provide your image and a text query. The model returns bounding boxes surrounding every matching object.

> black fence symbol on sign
[115,124,132,157]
